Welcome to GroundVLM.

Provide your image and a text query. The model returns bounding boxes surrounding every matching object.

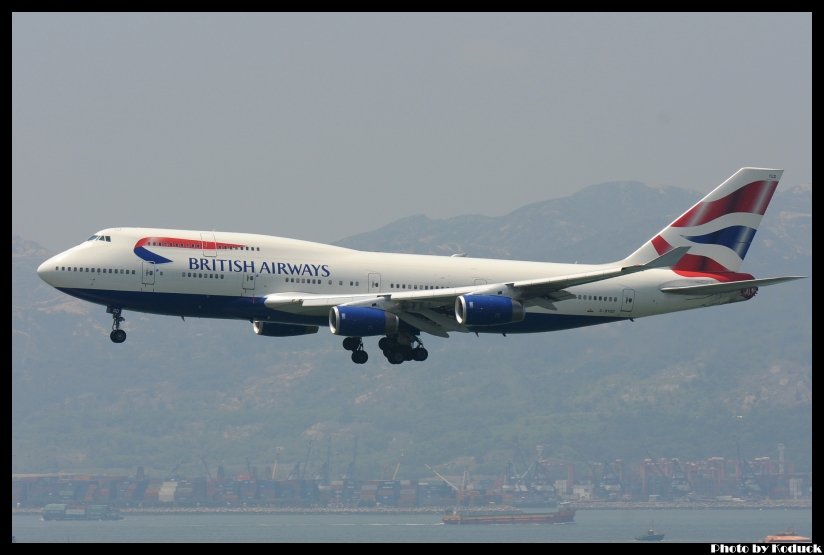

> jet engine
[329,306,399,336]
[455,295,525,326]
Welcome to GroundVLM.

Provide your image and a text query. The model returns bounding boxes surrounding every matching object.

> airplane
[36,167,803,365]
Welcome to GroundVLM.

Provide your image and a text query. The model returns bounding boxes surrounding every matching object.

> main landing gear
[342,334,429,365]
[342,336,368,364]
[107,306,126,343]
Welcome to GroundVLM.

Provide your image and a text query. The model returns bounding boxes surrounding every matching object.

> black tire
[351,350,368,364]
[378,337,394,351]
[110,329,127,343]
[412,347,429,361]
[388,349,405,364]
[342,337,360,351]
[401,345,414,361]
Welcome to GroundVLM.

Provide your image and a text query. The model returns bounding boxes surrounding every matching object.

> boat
[42,503,124,521]
[761,529,810,543]
[442,502,575,525]
[635,528,665,541]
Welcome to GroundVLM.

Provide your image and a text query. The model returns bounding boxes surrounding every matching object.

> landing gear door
[621,289,635,313]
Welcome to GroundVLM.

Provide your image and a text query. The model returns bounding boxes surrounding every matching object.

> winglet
[629,246,690,270]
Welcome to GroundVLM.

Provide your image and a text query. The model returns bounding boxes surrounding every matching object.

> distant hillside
[11,180,811,480]
[336,182,700,263]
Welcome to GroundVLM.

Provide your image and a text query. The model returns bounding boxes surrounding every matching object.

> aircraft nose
[37,257,56,284]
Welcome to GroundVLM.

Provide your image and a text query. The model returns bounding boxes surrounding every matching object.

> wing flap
[395,311,451,338]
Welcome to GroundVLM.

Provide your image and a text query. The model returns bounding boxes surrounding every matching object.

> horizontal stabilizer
[660,275,805,295]
[634,246,691,270]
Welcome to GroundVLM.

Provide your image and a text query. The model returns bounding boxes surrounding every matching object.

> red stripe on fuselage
[134,237,246,250]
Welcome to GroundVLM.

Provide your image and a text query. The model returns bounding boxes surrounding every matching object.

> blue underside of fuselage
[58,288,626,334]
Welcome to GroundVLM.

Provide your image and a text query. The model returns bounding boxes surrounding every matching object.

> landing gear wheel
[351,350,368,364]
[342,337,361,351]
[387,349,405,365]
[107,306,126,343]
[412,347,428,361]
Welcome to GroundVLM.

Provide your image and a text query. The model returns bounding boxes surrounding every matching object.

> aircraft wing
[263,247,689,337]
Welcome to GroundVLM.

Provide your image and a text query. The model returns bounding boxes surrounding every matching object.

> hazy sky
[13,12,811,253]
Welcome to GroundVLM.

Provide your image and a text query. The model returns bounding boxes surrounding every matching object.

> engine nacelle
[253,321,319,337]
[455,295,525,326]
[329,306,399,337]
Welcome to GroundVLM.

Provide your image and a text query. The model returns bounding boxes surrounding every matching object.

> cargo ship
[43,503,123,521]
[442,502,575,525]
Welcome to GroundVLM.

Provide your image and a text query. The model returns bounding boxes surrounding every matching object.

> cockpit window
[87,235,98,241]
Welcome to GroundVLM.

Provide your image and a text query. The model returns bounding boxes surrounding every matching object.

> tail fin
[621,167,782,272]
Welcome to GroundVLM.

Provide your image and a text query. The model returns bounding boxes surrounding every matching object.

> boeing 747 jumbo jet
[37,168,803,364]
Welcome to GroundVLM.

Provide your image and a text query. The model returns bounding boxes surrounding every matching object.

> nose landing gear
[107,306,126,343]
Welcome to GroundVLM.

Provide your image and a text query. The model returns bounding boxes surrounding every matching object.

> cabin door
[621,289,635,312]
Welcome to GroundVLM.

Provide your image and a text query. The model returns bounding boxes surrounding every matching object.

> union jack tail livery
[622,167,782,273]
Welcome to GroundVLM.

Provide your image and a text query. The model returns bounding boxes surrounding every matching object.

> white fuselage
[37,227,749,334]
